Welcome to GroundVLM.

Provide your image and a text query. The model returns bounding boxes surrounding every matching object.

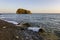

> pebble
[2,26,6,28]
[26,37,29,39]
[15,36,19,39]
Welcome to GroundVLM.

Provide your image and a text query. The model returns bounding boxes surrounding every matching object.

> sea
[0,13,60,33]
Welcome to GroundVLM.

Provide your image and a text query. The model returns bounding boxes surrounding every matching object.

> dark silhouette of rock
[16,8,31,14]
[21,23,31,27]
[38,29,45,33]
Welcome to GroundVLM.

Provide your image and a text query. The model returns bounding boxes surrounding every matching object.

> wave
[28,27,40,32]
[3,20,18,24]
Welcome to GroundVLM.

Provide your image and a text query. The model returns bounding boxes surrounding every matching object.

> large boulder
[16,8,31,14]
[16,22,31,29]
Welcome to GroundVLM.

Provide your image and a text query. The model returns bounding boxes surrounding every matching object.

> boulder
[16,22,31,29]
[20,23,31,27]
[16,8,31,14]
[38,29,45,33]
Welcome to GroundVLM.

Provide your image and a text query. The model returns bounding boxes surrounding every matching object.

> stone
[2,26,6,28]
[15,36,19,39]
[38,29,45,33]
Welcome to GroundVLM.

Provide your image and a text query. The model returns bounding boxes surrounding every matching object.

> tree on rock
[16,8,31,14]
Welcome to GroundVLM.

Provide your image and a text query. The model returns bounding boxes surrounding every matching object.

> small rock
[38,28,45,33]
[15,36,19,39]
[26,37,29,39]
[2,26,6,28]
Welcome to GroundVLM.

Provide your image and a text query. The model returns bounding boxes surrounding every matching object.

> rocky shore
[0,19,44,40]
[0,19,59,40]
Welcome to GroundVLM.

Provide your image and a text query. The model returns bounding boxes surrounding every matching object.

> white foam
[28,27,40,32]
[4,20,18,24]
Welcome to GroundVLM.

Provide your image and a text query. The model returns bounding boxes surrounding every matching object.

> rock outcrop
[16,22,31,29]
[0,19,43,40]
[38,29,45,33]
[16,8,31,14]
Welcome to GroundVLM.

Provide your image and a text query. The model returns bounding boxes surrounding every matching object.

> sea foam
[4,20,18,24]
[28,27,40,32]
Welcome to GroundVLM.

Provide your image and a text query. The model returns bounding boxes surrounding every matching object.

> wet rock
[17,22,31,28]
[38,29,45,33]
[54,30,60,37]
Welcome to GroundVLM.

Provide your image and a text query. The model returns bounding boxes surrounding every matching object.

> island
[16,8,31,14]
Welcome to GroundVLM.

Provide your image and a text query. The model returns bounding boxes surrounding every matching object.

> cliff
[16,8,31,14]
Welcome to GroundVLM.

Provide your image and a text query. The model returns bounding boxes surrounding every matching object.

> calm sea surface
[0,13,60,31]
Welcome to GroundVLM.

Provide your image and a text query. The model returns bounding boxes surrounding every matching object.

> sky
[0,0,60,13]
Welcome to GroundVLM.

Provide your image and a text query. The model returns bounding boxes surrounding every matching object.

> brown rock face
[16,8,31,14]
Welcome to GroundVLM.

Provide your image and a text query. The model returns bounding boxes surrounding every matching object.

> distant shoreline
[0,13,60,14]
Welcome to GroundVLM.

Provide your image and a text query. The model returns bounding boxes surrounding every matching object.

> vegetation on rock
[16,8,31,14]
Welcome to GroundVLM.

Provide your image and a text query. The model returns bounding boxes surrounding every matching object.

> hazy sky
[0,0,60,13]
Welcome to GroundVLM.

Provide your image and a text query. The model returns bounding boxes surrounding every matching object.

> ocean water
[0,13,60,32]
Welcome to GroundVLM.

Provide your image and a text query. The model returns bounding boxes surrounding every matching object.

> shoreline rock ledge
[0,19,43,40]
[16,8,31,14]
